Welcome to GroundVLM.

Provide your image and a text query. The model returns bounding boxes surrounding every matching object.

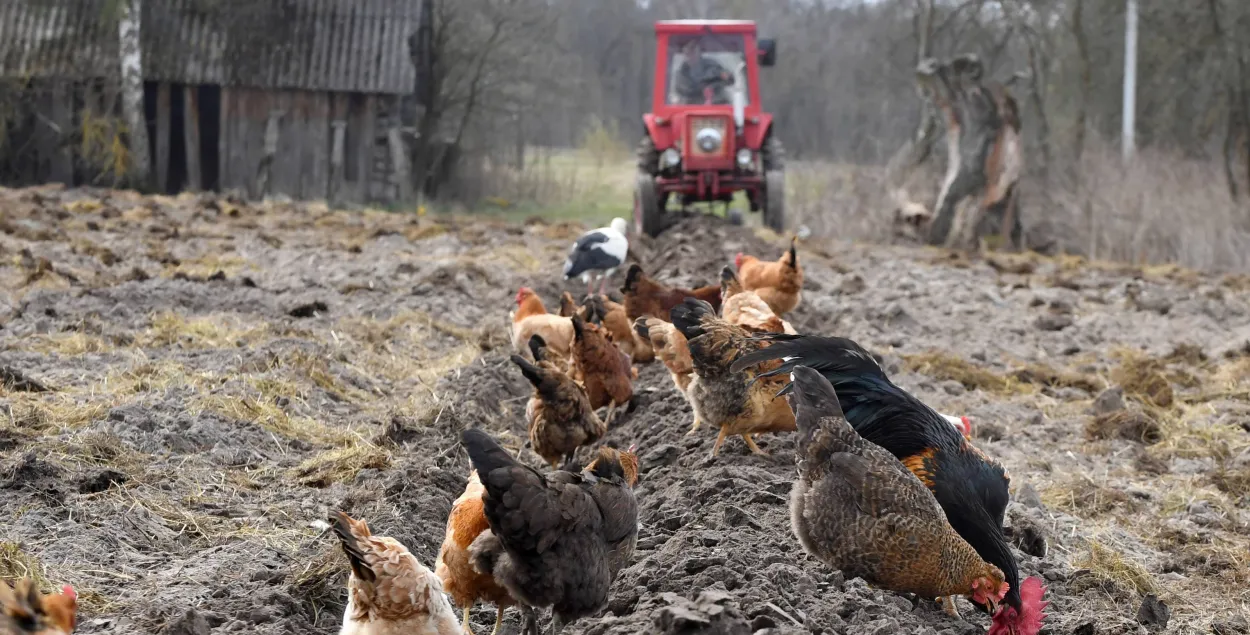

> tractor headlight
[695,127,723,153]
[736,148,753,169]
[660,148,681,169]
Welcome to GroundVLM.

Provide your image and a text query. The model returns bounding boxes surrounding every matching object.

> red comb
[988,577,1048,635]
[61,585,76,601]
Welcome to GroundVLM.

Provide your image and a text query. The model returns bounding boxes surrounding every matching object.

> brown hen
[718,266,795,335]
[735,237,803,316]
[784,366,1012,616]
[621,264,721,322]
[569,315,634,426]
[0,579,76,634]
[669,297,795,456]
[512,340,606,469]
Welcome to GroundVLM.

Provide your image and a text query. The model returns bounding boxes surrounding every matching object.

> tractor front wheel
[762,170,786,233]
[634,171,663,237]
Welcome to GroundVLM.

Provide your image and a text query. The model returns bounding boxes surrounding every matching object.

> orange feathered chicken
[582,294,653,364]
[0,578,76,634]
[734,237,803,316]
[621,264,722,322]
[633,317,693,395]
[332,511,462,635]
[514,336,607,469]
[510,288,573,363]
[718,266,796,335]
[569,314,634,426]
[436,471,517,635]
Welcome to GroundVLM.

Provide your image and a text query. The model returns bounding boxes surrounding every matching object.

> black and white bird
[563,217,629,296]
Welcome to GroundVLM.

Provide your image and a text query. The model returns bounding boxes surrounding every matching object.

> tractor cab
[634,20,783,237]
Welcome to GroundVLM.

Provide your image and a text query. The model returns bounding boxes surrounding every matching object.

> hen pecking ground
[0,186,1248,634]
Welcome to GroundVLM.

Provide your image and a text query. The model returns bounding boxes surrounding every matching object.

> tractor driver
[674,38,733,105]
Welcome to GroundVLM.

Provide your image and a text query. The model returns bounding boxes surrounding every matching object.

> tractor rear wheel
[634,171,663,237]
[762,170,785,233]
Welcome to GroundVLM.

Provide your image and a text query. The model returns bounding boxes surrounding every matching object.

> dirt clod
[288,300,329,318]
[1135,594,1170,628]
[1085,410,1163,444]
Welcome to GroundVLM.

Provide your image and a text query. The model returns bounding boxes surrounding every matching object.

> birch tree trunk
[118,0,151,187]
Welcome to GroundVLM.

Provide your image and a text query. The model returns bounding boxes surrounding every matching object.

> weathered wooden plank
[388,124,411,204]
[184,85,202,191]
[261,91,285,199]
[359,94,376,202]
[219,87,232,190]
[154,82,171,192]
[48,82,74,183]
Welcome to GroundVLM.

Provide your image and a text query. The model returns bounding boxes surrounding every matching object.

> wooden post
[256,108,284,198]
[49,83,73,183]
[183,85,202,191]
[388,126,412,204]
[155,82,171,192]
[330,120,347,203]
[359,94,376,201]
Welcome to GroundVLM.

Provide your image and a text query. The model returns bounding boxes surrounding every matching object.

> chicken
[557,292,580,318]
[581,294,653,364]
[511,288,573,363]
[718,266,796,335]
[512,348,606,469]
[784,367,1011,610]
[461,428,639,635]
[732,335,1047,632]
[669,297,796,456]
[620,264,721,322]
[0,578,76,634]
[569,315,634,426]
[332,511,462,635]
[735,237,803,315]
[632,317,693,394]
[436,470,517,635]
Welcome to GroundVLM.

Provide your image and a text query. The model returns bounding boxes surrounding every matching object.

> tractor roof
[655,19,757,34]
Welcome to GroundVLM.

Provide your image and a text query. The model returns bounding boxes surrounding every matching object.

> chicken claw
[940,595,962,619]
[741,434,768,455]
[686,416,702,436]
[462,606,475,634]
[710,426,730,457]
[490,605,504,635]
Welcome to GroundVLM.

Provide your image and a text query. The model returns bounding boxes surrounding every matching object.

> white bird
[563,217,629,296]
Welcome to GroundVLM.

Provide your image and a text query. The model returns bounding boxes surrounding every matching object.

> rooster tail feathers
[787,237,798,268]
[632,317,651,340]
[510,353,547,388]
[622,264,644,293]
[526,335,548,362]
[461,428,518,479]
[730,335,883,381]
[670,297,715,340]
[331,511,377,584]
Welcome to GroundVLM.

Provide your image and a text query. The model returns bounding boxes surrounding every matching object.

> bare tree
[920,54,1023,250]
[116,0,150,187]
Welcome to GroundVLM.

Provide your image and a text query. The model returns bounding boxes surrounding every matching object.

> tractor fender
[643,114,677,151]
[744,114,774,150]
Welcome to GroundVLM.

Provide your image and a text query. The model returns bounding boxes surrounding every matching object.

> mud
[0,185,1247,634]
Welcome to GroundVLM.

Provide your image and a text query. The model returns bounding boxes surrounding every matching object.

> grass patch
[192,392,353,446]
[0,542,52,589]
[22,332,114,356]
[1110,351,1176,408]
[1,392,112,432]
[903,352,1020,394]
[1073,540,1158,597]
[294,444,391,487]
[161,253,250,279]
[1010,363,1104,393]
[1085,410,1163,444]
[138,311,271,349]
[1043,475,1140,516]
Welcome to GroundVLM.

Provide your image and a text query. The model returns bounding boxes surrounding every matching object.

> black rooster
[731,335,1021,619]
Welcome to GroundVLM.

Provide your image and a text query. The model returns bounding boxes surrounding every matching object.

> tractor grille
[689,116,729,158]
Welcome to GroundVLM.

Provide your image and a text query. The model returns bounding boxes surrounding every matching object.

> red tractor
[634,20,783,237]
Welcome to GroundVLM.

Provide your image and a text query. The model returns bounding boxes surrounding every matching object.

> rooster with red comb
[733,334,1049,634]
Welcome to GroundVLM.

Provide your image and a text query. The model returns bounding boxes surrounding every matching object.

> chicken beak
[987,596,1000,616]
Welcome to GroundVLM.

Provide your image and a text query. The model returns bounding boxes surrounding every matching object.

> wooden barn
[0,0,428,205]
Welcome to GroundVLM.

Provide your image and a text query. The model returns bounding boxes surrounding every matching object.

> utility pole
[1121,0,1137,163]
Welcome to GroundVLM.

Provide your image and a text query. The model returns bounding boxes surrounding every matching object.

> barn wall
[216,87,400,204]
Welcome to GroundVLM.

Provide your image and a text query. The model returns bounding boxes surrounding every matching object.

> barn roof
[0,0,423,94]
